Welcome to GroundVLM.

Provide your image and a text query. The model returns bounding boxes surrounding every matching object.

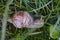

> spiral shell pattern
[12,11,33,28]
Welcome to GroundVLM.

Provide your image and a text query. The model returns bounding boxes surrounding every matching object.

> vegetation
[0,0,60,40]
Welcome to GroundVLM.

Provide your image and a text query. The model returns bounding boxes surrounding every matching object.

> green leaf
[50,15,60,39]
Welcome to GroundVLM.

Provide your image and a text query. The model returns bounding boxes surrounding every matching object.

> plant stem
[1,0,13,40]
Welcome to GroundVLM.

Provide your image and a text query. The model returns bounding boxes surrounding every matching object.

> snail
[8,11,44,28]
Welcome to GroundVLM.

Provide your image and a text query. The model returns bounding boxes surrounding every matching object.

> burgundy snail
[8,11,44,28]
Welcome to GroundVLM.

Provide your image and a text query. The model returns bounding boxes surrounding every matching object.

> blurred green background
[0,0,60,40]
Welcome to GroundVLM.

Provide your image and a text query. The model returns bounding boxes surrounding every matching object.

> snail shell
[8,11,33,28]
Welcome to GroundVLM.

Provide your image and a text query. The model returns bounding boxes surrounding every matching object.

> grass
[0,0,60,40]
